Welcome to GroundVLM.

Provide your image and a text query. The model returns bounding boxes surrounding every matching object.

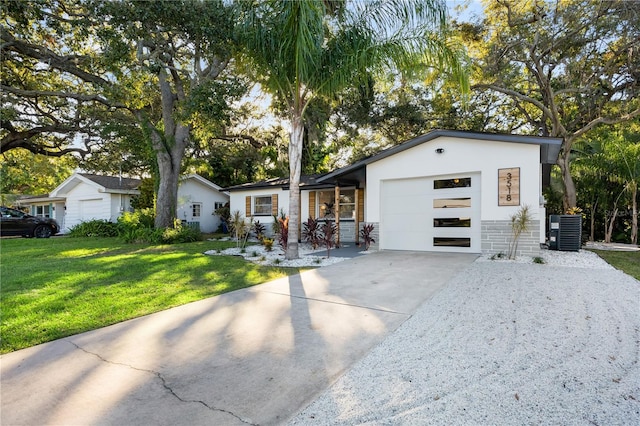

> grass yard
[0,236,303,354]
[590,249,640,281]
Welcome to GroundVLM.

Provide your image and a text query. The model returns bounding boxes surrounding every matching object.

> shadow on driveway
[1,251,477,425]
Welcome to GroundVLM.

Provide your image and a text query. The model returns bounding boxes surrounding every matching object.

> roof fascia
[318,130,563,182]
[50,172,102,197]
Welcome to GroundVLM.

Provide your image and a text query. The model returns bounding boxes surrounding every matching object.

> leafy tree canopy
[468,0,640,208]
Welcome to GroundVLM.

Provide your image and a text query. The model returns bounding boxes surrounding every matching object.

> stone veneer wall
[338,221,356,244]
[481,220,540,257]
[340,221,539,255]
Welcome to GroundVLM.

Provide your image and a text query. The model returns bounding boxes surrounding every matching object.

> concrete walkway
[1,251,477,426]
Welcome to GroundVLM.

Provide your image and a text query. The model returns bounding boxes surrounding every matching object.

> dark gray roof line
[80,174,141,191]
[223,174,335,191]
[317,129,563,183]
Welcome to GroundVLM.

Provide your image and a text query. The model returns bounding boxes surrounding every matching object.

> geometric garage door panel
[380,173,481,253]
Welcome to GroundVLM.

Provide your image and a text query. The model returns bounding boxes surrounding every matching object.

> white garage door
[380,174,481,253]
[79,199,103,221]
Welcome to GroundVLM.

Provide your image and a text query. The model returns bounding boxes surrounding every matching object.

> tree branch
[572,107,640,141]
[0,28,110,88]
[472,83,555,123]
[1,85,126,109]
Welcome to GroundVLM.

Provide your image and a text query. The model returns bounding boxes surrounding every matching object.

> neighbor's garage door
[380,174,481,253]
[79,199,103,222]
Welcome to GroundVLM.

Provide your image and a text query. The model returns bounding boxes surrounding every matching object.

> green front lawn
[590,250,640,281]
[0,236,302,354]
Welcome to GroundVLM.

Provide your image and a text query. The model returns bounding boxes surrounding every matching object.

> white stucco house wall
[19,172,229,234]
[176,174,229,233]
[226,130,562,256]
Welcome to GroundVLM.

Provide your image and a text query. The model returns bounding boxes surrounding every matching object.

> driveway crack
[67,340,257,425]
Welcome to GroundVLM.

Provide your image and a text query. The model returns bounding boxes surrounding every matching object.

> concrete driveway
[1,251,476,426]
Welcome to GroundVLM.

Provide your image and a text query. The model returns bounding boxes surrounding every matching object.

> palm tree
[236,0,468,259]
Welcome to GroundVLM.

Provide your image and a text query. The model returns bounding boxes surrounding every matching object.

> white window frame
[35,205,51,218]
[253,196,272,216]
[338,189,356,220]
[191,203,202,218]
[316,188,356,221]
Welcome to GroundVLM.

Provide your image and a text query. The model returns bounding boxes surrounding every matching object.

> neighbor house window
[214,202,225,210]
[254,196,272,216]
[191,203,202,217]
[191,203,201,218]
[35,205,51,218]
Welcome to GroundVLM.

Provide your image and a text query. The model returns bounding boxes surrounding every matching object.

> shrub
[253,220,266,241]
[117,208,155,232]
[302,217,321,249]
[277,216,289,249]
[359,223,376,251]
[68,220,120,237]
[320,221,337,257]
[263,238,274,251]
[120,227,156,244]
[272,209,287,236]
[158,223,201,244]
[490,252,505,260]
[117,211,201,244]
[215,203,230,233]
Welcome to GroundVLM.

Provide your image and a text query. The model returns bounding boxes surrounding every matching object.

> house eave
[16,196,66,205]
[317,130,563,183]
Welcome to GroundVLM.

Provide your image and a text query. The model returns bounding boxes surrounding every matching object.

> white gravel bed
[290,250,640,425]
[204,241,356,267]
[476,248,616,269]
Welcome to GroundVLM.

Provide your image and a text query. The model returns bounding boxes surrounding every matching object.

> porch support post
[355,188,360,245]
[334,185,340,247]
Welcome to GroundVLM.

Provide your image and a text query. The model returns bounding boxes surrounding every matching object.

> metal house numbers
[498,167,520,206]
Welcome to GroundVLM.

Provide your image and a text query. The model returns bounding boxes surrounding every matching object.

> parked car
[0,206,60,238]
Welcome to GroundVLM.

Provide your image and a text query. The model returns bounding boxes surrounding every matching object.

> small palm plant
[508,204,532,260]
[229,210,251,249]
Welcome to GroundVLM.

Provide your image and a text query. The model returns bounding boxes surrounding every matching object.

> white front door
[380,173,481,252]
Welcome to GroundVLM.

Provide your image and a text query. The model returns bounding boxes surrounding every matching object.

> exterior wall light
[435,148,445,154]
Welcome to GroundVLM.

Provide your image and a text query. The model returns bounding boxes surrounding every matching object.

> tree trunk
[286,112,303,259]
[589,199,597,242]
[631,182,638,245]
[605,207,618,243]
[153,125,188,229]
[557,151,577,211]
[149,69,190,229]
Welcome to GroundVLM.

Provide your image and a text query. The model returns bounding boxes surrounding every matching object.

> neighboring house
[226,130,562,256]
[19,173,141,233]
[19,172,229,234]
[176,174,229,233]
